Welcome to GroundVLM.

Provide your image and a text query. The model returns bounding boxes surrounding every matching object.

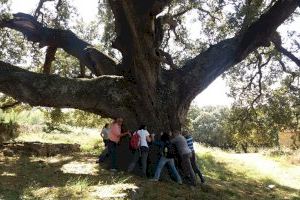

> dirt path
[196,145,300,190]
[228,153,300,190]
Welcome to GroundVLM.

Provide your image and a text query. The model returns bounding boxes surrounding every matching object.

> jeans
[98,139,110,162]
[181,152,197,186]
[103,139,109,147]
[191,151,205,183]
[108,140,117,169]
[153,156,182,183]
[127,146,149,176]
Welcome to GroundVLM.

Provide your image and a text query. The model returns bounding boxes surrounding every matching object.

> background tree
[0,0,299,132]
[185,105,232,148]
[186,98,299,152]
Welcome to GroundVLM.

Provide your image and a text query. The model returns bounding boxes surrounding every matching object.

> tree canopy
[0,0,299,131]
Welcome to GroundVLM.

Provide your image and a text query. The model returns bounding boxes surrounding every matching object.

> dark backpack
[163,141,177,158]
[129,131,140,150]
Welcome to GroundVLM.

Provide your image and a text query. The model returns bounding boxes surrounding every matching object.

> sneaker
[149,178,158,182]
[110,168,117,172]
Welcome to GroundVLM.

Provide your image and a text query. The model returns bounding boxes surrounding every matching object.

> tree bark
[0,61,137,127]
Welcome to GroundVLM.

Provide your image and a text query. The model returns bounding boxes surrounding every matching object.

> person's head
[104,123,109,128]
[139,124,146,130]
[114,118,123,125]
[160,132,170,142]
[172,130,181,137]
[182,130,188,136]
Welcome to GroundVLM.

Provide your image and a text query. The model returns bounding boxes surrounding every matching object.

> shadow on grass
[1,142,299,200]
[0,145,136,200]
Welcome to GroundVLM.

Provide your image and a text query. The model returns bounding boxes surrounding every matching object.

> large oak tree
[0,0,299,132]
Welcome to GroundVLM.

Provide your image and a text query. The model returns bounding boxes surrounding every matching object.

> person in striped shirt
[182,131,205,183]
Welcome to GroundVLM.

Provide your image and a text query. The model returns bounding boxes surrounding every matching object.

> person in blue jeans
[150,132,182,184]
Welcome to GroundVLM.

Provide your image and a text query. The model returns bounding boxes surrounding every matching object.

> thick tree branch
[236,0,299,61]
[134,0,171,16]
[174,0,299,118]
[158,49,177,69]
[0,13,117,76]
[79,62,86,78]
[272,34,300,68]
[43,46,57,74]
[108,0,161,91]
[0,60,137,126]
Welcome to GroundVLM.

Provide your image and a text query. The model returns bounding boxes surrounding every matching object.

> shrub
[0,119,20,144]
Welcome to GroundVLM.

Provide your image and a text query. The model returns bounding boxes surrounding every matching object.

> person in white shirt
[127,125,152,177]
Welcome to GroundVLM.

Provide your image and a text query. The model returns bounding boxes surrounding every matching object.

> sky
[9,0,233,107]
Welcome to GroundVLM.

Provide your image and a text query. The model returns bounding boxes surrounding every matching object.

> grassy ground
[0,128,299,200]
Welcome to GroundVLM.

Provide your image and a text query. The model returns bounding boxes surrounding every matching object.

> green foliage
[186,105,232,148]
[0,118,20,144]
[64,109,111,128]
[0,98,109,132]
[41,108,110,133]
[224,106,281,152]
[186,89,299,152]
[0,0,10,14]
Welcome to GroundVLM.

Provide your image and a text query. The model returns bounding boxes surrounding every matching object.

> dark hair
[139,125,146,130]
[161,132,170,142]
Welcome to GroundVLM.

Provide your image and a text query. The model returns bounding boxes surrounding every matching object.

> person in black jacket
[150,132,182,184]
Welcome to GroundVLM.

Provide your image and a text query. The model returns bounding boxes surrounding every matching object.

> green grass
[1,129,299,200]
[15,126,104,155]
[0,109,45,125]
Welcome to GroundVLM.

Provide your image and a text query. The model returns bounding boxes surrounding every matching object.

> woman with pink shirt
[107,118,129,172]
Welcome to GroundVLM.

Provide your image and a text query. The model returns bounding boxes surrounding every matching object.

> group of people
[98,117,205,186]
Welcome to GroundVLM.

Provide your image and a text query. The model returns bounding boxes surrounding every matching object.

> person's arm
[146,135,151,142]
[146,131,151,142]
[120,131,130,137]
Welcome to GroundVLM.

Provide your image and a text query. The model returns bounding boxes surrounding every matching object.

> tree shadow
[0,142,137,199]
[1,141,299,200]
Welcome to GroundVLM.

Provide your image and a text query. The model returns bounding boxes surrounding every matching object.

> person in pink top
[107,118,129,171]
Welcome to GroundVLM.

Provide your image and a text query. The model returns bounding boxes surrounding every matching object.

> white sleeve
[145,130,150,136]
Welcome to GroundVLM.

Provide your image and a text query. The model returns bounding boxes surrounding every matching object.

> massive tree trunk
[0,0,299,133]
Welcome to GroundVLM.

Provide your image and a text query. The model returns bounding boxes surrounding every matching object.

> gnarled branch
[1,13,117,76]
[146,0,171,16]
[272,33,300,68]
[175,0,299,118]
[43,46,57,74]
[0,60,137,126]
[236,0,299,61]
